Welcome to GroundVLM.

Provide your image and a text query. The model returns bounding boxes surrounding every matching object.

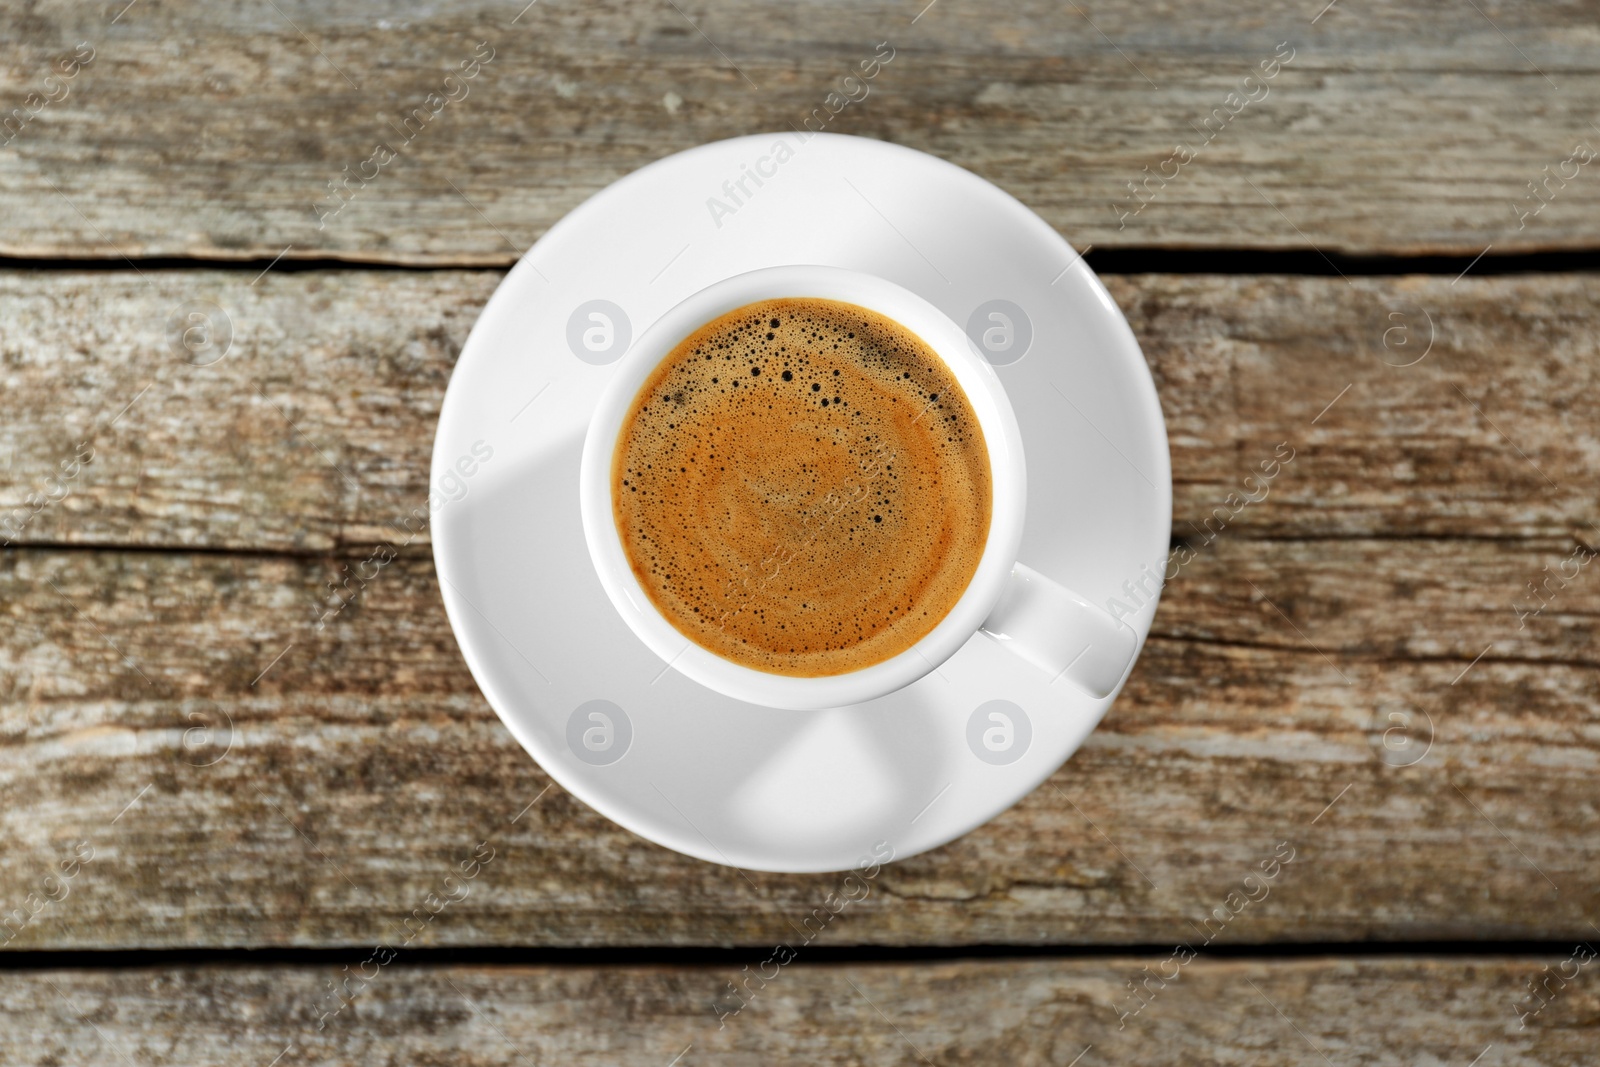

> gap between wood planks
[12,527,1591,562]
[0,249,1598,276]
[0,940,1590,972]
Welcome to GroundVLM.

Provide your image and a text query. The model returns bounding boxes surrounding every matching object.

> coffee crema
[612,297,992,677]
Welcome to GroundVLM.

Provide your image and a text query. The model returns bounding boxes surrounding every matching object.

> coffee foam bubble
[612,297,991,677]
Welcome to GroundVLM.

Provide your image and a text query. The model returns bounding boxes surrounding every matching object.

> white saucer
[431,133,1170,873]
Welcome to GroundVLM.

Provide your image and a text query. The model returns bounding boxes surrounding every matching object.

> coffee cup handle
[978,562,1139,698]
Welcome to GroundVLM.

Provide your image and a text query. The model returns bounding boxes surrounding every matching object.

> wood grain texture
[2,270,1596,552]
[7,0,1597,1051]
[0,532,1593,949]
[2,0,1598,261]
[4,958,1596,1066]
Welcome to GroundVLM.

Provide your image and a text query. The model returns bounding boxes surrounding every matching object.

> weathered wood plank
[4,958,1594,1065]
[0,536,1593,949]
[0,269,493,554]
[2,1,1598,260]
[2,270,1596,550]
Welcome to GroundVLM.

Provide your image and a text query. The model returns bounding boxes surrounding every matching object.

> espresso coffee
[612,297,992,677]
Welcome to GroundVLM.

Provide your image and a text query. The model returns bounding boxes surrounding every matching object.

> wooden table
[3,1,1597,1063]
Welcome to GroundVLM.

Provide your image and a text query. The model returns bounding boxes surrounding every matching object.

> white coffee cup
[579,265,1135,711]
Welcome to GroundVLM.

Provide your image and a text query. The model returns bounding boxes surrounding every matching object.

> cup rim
[578,264,1027,710]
